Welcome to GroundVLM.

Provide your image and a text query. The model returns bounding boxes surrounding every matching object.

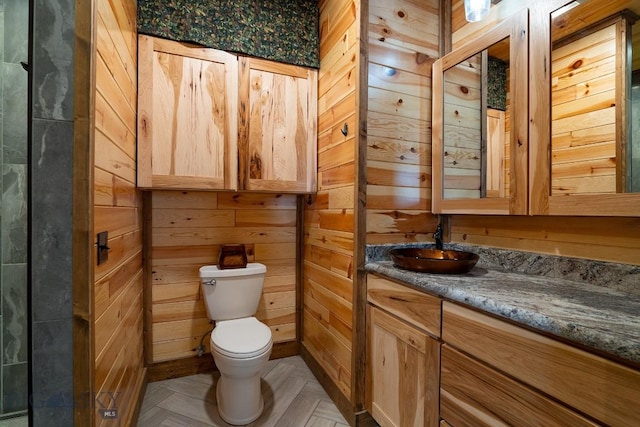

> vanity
[362,0,640,425]
[364,244,640,427]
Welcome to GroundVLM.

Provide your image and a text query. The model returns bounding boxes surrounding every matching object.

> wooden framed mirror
[432,9,528,214]
[530,0,640,216]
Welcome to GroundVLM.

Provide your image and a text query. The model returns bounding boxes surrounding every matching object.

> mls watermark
[6,391,124,420]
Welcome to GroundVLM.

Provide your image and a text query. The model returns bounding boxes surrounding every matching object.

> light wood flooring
[137,356,349,427]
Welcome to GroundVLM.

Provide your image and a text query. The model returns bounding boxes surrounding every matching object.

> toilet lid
[211,317,272,359]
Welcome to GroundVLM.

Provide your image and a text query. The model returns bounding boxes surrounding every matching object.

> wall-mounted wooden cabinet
[138,35,317,193]
[433,1,640,216]
[529,0,640,216]
[432,9,529,215]
[138,35,238,191]
[239,57,317,193]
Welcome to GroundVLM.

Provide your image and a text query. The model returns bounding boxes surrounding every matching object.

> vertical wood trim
[307,70,319,193]
[73,0,96,425]
[616,17,628,192]
[225,53,239,191]
[528,0,554,215]
[509,9,529,215]
[238,57,250,190]
[137,35,153,188]
[481,50,489,198]
[431,58,444,213]
[296,195,304,344]
[353,0,369,410]
[143,191,154,365]
[441,0,452,55]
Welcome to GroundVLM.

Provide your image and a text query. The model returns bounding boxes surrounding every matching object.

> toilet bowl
[199,263,273,425]
[211,317,273,424]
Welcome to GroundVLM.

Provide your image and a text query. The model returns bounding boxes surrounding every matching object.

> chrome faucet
[433,223,443,250]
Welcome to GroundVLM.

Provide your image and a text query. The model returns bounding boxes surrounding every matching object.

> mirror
[442,37,510,200]
[432,9,528,215]
[550,0,640,195]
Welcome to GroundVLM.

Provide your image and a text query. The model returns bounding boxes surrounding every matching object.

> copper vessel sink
[389,248,479,274]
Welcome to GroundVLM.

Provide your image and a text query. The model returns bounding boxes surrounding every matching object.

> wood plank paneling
[303,0,359,405]
[149,191,298,362]
[93,0,145,425]
[366,0,438,244]
[552,24,618,195]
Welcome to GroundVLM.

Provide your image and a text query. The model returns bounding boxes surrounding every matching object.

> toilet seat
[211,317,272,359]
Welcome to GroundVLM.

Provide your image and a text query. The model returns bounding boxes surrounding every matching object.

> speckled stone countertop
[365,243,640,367]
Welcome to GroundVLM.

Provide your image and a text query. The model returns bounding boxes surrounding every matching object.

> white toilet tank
[199,263,266,321]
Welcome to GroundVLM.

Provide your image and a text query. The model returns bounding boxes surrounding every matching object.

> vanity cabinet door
[440,345,597,427]
[442,301,640,426]
[137,35,238,190]
[367,305,440,427]
[238,57,317,193]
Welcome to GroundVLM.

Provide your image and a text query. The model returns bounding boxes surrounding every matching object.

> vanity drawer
[441,344,597,426]
[442,302,640,426]
[367,274,441,338]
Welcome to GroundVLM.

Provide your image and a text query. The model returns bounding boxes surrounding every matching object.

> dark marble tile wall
[30,0,75,424]
[1,0,29,418]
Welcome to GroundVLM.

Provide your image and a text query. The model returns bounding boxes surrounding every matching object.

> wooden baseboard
[148,340,299,382]
[271,340,298,359]
[354,409,378,427]
[300,343,357,426]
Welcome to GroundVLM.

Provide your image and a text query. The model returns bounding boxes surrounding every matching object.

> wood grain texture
[442,302,640,426]
[551,23,618,195]
[302,0,360,405]
[367,306,440,427]
[367,275,441,338]
[440,345,598,427]
[238,57,318,193]
[432,8,528,215]
[137,35,238,190]
[149,191,298,362]
[528,0,640,215]
[92,0,145,425]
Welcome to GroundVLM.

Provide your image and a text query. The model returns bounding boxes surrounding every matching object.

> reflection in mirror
[442,37,510,199]
[550,0,640,195]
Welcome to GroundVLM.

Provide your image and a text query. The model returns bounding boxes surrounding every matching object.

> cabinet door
[442,302,640,426]
[529,0,640,216]
[440,345,597,427]
[238,57,317,193]
[138,35,238,190]
[367,305,440,427]
[431,9,528,214]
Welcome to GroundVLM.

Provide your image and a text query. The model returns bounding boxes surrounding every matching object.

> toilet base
[216,374,264,425]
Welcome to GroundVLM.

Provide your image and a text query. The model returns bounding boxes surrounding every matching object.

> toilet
[199,263,273,425]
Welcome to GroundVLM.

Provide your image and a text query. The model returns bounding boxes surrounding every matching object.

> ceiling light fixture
[464,0,491,22]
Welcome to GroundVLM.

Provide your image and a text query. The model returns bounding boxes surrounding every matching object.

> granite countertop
[365,244,640,367]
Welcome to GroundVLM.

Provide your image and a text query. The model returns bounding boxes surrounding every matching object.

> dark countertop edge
[364,261,640,368]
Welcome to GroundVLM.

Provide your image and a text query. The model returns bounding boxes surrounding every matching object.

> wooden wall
[448,0,640,267]
[93,0,146,425]
[149,191,298,363]
[551,23,617,195]
[366,0,440,243]
[302,0,359,403]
